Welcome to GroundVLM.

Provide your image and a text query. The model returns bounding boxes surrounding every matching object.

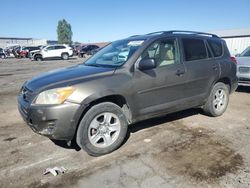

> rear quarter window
[207,39,223,57]
[182,38,207,61]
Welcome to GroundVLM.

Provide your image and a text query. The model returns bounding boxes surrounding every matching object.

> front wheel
[35,56,43,61]
[76,102,128,156]
[203,82,229,117]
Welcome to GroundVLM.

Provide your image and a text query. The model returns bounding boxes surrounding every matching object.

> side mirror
[44,49,48,52]
[138,59,156,71]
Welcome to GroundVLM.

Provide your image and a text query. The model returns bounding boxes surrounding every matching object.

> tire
[61,53,69,60]
[203,82,229,117]
[35,56,43,61]
[76,102,128,156]
[0,54,5,59]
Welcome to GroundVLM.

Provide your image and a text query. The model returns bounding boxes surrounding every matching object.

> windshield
[240,47,250,57]
[84,39,144,67]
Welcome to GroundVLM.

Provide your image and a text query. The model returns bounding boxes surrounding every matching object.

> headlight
[34,87,75,105]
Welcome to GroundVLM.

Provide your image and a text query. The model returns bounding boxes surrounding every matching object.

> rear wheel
[203,82,229,117]
[76,102,128,156]
[61,53,69,60]
[0,54,5,59]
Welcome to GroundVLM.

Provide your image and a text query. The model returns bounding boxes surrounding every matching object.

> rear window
[207,39,223,57]
[182,38,207,61]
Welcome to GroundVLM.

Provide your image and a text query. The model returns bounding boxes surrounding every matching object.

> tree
[57,19,73,44]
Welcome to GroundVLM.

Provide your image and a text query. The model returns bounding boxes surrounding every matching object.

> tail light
[230,56,237,65]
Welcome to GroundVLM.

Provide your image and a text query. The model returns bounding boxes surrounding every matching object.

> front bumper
[237,73,250,86]
[17,95,80,140]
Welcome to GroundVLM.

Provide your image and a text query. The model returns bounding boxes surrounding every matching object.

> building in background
[212,29,250,55]
[0,37,57,48]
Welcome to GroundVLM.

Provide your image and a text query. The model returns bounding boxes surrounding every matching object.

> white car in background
[236,46,250,86]
[29,45,46,58]
[32,44,73,61]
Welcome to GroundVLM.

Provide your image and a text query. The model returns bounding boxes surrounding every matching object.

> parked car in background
[32,44,73,61]
[19,46,40,58]
[71,44,80,56]
[4,45,20,57]
[28,45,46,58]
[0,48,6,59]
[91,47,101,55]
[18,30,238,156]
[74,45,85,56]
[79,45,99,57]
[12,46,22,58]
[236,46,250,86]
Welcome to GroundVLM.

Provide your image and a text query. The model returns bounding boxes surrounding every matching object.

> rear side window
[182,38,207,61]
[207,39,223,57]
[55,46,66,49]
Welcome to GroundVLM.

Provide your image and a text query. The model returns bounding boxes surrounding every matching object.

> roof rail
[165,30,219,38]
[129,35,141,38]
[146,31,166,35]
[145,30,219,38]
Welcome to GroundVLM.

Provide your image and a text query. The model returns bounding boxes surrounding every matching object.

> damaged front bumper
[17,95,80,140]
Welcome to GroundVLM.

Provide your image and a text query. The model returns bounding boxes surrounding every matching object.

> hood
[236,57,250,66]
[26,64,115,92]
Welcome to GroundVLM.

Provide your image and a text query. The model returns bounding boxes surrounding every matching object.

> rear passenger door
[55,45,66,57]
[181,38,220,103]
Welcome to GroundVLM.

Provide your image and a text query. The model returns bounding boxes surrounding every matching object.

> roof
[127,30,220,41]
[210,28,250,38]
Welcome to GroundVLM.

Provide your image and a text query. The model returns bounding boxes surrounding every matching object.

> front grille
[239,67,250,73]
[20,86,33,102]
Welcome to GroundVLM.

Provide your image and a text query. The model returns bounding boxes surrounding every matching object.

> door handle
[176,69,185,76]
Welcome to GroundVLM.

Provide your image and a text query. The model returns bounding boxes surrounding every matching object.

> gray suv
[17,31,238,156]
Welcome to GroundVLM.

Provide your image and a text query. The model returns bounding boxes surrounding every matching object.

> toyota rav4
[17,30,238,156]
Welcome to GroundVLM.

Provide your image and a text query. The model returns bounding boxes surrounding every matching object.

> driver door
[42,46,55,58]
[132,38,188,116]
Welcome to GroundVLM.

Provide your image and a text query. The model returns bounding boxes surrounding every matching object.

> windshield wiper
[85,63,117,68]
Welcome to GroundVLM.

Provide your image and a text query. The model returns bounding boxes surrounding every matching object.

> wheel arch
[215,77,231,92]
[72,94,132,141]
[61,52,69,56]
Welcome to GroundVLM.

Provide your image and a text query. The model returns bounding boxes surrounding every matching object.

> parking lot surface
[0,58,250,188]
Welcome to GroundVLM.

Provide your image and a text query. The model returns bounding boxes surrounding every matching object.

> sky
[0,0,250,42]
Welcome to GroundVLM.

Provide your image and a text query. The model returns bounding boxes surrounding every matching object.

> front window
[84,39,144,67]
[140,38,180,67]
[46,46,55,50]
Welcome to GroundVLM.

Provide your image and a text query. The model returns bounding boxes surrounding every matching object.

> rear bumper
[230,76,238,93]
[17,95,80,140]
